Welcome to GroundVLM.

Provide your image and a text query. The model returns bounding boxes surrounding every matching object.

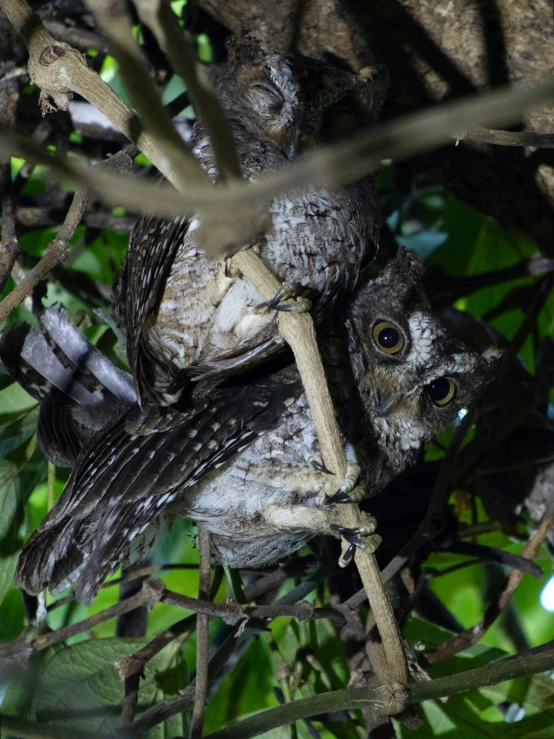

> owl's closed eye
[220,33,388,158]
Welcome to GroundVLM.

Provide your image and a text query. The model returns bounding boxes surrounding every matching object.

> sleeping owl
[116,34,388,405]
[3,249,501,604]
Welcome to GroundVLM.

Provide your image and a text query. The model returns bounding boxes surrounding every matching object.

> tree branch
[203,642,554,739]
[0,145,134,324]
[0,579,165,658]
[190,524,211,739]
[425,504,554,664]
[453,126,554,148]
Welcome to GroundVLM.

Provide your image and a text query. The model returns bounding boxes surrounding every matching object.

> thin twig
[0,68,22,291]
[0,146,134,323]
[136,0,242,180]
[0,579,165,658]
[190,524,211,739]
[161,588,345,625]
[117,614,197,681]
[453,126,554,147]
[118,564,151,727]
[425,505,554,664]
[440,541,542,579]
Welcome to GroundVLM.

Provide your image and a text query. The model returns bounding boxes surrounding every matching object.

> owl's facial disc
[364,313,477,454]
[348,248,502,461]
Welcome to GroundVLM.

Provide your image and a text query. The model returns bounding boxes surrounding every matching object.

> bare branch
[190,524,211,739]
[0,146,134,323]
[85,0,206,188]
[0,579,165,658]
[203,642,554,739]
[453,126,554,148]
[136,0,242,180]
[425,504,554,664]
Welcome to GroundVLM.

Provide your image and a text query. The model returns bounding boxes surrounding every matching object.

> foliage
[0,2,553,738]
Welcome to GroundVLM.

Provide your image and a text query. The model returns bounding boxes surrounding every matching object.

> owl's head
[348,248,502,462]
[221,34,388,158]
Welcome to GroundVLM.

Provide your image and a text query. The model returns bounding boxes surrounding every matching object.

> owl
[3,249,501,604]
[116,34,388,405]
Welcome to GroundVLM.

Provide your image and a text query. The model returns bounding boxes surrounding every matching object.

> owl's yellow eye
[427,377,456,406]
[372,321,404,355]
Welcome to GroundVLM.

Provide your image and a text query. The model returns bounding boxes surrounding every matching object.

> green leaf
[0,407,39,460]
[33,638,189,735]
[2,646,65,722]
[0,383,37,416]
[0,447,46,605]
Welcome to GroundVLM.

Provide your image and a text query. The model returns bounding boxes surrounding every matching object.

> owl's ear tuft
[225,31,266,66]
[377,247,425,290]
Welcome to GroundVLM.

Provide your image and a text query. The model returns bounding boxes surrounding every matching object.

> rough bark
[196,0,554,256]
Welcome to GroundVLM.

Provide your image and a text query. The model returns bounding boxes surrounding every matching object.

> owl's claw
[331,514,382,568]
[224,258,241,279]
[331,521,377,545]
[306,454,334,476]
[255,282,312,314]
[324,461,364,505]
[339,543,355,568]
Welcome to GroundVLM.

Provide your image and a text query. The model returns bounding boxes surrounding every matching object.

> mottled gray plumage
[6,250,501,604]
[116,35,388,405]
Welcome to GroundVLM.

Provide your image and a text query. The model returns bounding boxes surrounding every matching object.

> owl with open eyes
[116,34,388,405]
[4,249,501,603]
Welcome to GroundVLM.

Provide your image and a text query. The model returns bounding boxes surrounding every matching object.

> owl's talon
[323,461,362,504]
[273,297,312,313]
[327,489,353,505]
[329,511,380,561]
[332,526,366,549]
[339,543,355,568]
[326,484,365,505]
[255,282,312,314]
[224,258,241,279]
[306,454,334,475]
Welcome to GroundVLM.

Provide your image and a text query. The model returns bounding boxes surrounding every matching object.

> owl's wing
[15,369,300,604]
[0,306,136,466]
[115,213,191,406]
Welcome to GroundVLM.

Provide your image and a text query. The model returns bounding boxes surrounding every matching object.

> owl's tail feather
[14,516,81,597]
[0,305,136,466]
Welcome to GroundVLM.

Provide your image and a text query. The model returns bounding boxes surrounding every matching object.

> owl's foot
[262,504,380,557]
[254,282,312,314]
[330,512,381,567]
[324,461,365,505]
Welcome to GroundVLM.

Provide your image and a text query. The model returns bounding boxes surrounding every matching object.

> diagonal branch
[135,0,242,181]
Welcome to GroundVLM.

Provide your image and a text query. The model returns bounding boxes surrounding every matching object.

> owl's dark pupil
[428,377,450,401]
[379,327,400,349]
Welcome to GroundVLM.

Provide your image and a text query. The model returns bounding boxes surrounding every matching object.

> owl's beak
[283,142,297,160]
[376,392,403,417]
